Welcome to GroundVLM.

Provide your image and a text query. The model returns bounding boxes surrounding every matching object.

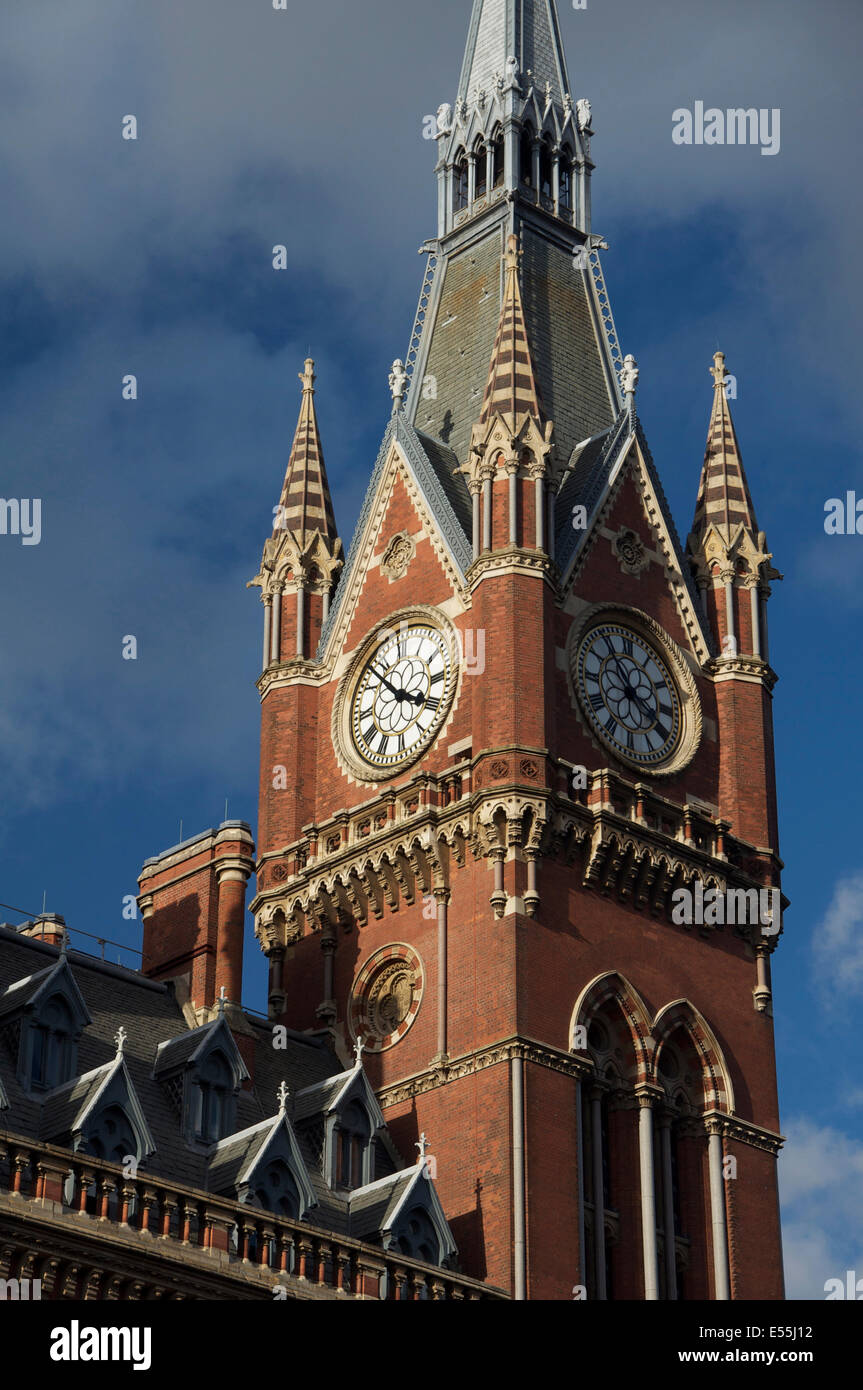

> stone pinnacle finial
[709,350,727,390]
[114,1026,127,1057]
[277,1080,290,1114]
[216,985,227,1016]
[415,1131,430,1161]
[504,232,521,275]
[388,359,408,412]
[353,1033,365,1067]
[299,358,316,394]
[620,354,639,397]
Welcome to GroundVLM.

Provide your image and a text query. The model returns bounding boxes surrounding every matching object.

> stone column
[262,596,272,669]
[512,1054,527,1300]
[707,1117,731,1300]
[748,582,761,657]
[590,1086,607,1300]
[508,465,518,546]
[435,889,449,1060]
[270,584,282,664]
[658,1113,677,1299]
[471,482,481,561]
[637,1090,659,1300]
[482,471,493,552]
[534,475,544,550]
[296,582,305,658]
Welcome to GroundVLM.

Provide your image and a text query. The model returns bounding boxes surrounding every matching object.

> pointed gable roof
[479,234,544,427]
[691,352,758,545]
[274,358,338,546]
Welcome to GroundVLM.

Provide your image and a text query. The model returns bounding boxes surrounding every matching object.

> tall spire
[690,351,758,545]
[479,234,543,426]
[457,0,571,108]
[274,359,338,546]
[686,351,780,662]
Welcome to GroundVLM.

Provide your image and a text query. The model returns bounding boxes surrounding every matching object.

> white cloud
[812,871,863,1000]
[780,1118,863,1298]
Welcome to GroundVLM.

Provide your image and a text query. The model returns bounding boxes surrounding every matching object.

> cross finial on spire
[415,1131,430,1161]
[216,985,227,1016]
[114,1026,127,1057]
[710,350,727,390]
[353,1033,365,1066]
[299,358,315,394]
[277,1080,290,1113]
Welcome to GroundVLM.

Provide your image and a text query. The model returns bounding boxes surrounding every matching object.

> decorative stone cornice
[466,546,559,587]
[251,757,784,950]
[706,655,778,690]
[376,1034,594,1109]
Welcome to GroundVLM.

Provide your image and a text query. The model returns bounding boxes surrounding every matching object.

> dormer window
[154,1016,247,1149]
[83,1104,139,1165]
[334,1100,370,1191]
[195,1050,233,1143]
[4,960,90,1095]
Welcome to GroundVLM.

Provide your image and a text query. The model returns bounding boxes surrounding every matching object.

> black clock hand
[370,665,406,700]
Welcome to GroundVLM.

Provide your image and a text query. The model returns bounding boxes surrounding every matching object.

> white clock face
[350,623,454,770]
[575,622,682,767]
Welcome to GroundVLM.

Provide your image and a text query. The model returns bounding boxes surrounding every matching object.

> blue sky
[1,0,861,1297]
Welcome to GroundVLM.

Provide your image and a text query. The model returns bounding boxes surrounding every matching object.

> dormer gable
[208,1111,317,1220]
[349,1163,458,1271]
[153,1015,249,1147]
[41,1052,156,1164]
[293,1063,395,1192]
[0,957,91,1093]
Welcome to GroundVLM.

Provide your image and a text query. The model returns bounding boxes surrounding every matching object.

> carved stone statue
[389,358,408,409]
[576,97,592,131]
[620,353,639,397]
[436,102,452,136]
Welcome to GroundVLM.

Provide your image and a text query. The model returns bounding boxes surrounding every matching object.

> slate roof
[0,926,433,1254]
[349,1168,417,1240]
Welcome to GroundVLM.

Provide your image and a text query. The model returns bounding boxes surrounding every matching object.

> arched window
[539,138,553,200]
[30,995,75,1089]
[473,138,487,198]
[520,128,534,187]
[490,126,504,187]
[393,1207,438,1264]
[84,1104,139,1166]
[454,152,469,211]
[335,1100,370,1190]
[253,1159,300,1219]
[559,145,573,211]
[197,1050,232,1143]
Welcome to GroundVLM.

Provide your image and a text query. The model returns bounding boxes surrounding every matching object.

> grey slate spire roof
[458,0,571,106]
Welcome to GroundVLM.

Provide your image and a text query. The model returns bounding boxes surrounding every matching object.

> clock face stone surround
[332,605,460,783]
[568,604,703,777]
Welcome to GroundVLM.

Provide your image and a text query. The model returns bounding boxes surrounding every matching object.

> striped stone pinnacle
[478,233,544,426]
[691,351,758,542]
[274,358,338,544]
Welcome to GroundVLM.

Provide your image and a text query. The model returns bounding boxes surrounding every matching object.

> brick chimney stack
[138,821,255,1022]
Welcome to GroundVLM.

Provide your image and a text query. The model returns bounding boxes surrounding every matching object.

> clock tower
[249,0,785,1301]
